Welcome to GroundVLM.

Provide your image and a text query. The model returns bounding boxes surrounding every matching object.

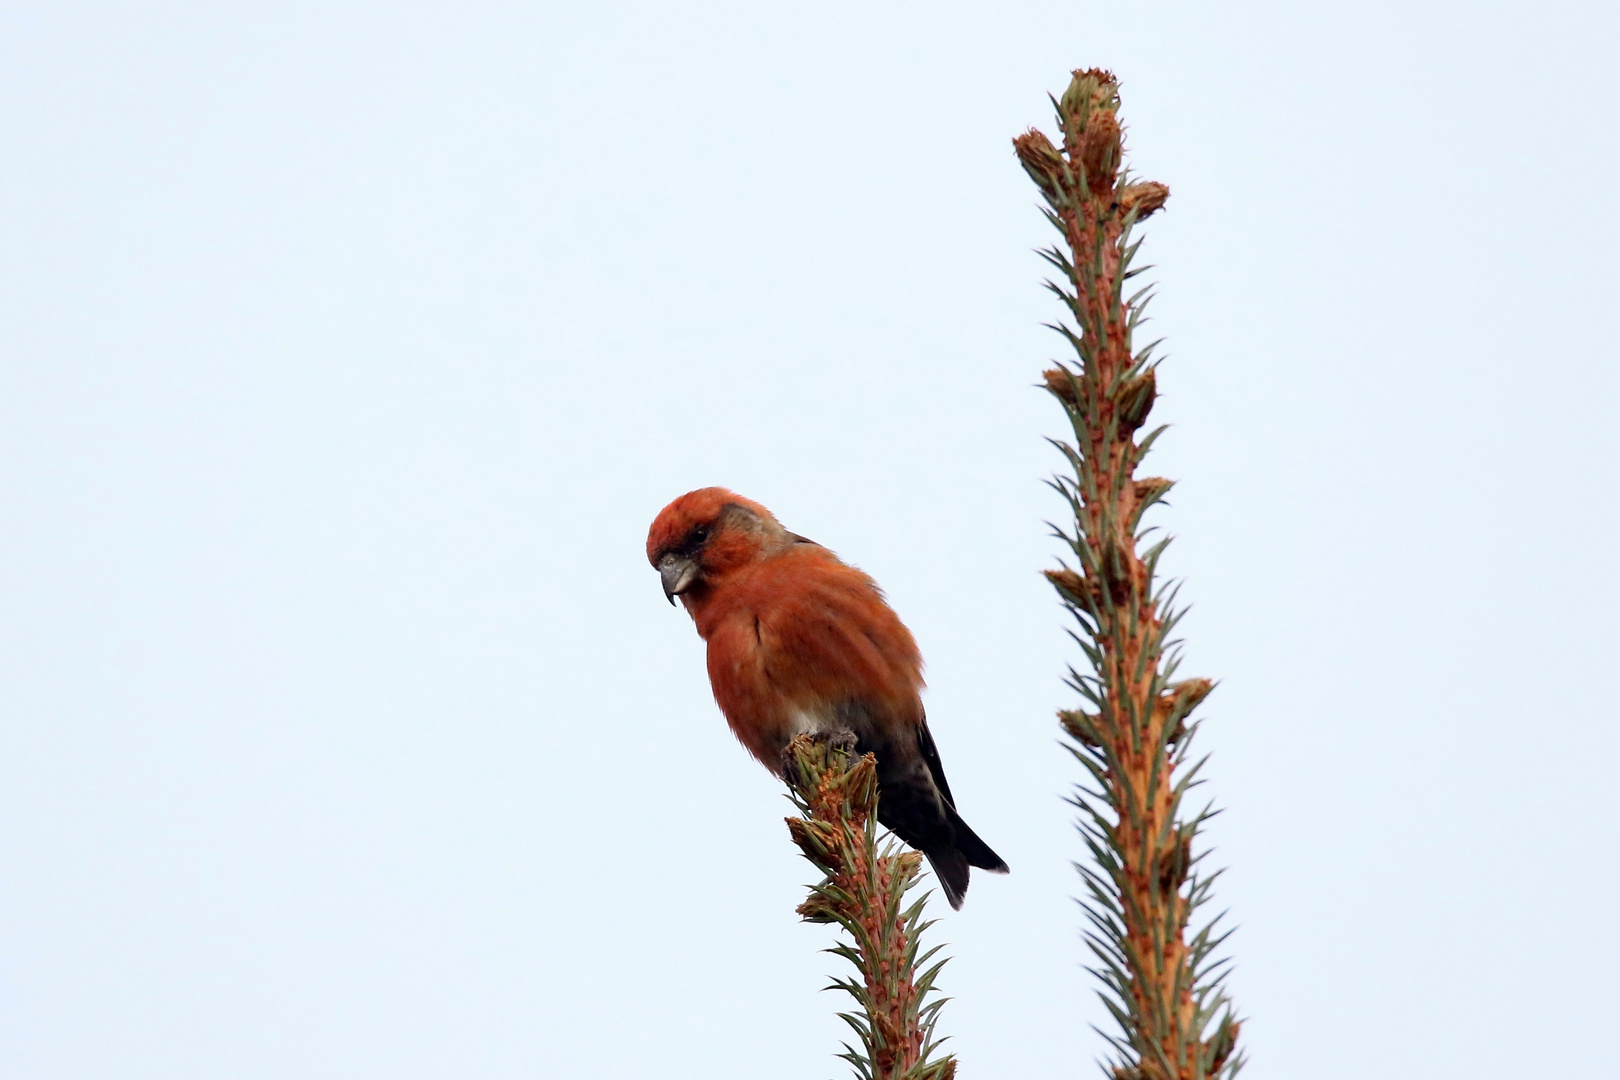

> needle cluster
[1014,69,1244,1080]
[783,733,956,1080]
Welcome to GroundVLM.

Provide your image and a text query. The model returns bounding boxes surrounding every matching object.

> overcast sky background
[3,2,1618,1077]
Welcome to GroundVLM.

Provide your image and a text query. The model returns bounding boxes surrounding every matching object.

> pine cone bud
[1012,129,1066,198]
[787,817,836,863]
[1205,1019,1242,1074]
[1165,677,1215,718]
[1043,366,1079,407]
[1161,676,1215,745]
[1118,368,1157,432]
[1119,180,1170,221]
[1080,109,1122,194]
[1059,68,1118,130]
[1058,708,1103,748]
[1132,476,1174,505]
[1155,833,1193,895]
[1100,536,1134,606]
[1043,566,1095,610]
[795,893,840,924]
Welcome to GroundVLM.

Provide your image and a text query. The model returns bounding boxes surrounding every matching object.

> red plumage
[647,487,1007,909]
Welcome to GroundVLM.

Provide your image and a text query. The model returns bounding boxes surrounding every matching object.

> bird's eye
[690,525,710,546]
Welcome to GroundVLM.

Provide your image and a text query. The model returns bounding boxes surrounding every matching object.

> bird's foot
[779,728,859,782]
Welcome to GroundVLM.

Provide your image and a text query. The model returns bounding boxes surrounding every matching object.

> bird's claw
[779,729,859,784]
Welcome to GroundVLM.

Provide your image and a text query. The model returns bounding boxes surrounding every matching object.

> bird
[646,486,1007,909]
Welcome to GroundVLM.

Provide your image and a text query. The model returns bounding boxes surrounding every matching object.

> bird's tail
[951,806,1009,874]
[926,806,1009,910]
[924,847,972,911]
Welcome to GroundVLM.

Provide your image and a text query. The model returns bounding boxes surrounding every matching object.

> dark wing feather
[915,713,957,809]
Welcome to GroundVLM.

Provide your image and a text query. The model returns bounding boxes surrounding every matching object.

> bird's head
[646,487,791,606]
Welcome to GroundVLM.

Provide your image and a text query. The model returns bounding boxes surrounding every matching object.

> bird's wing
[915,713,957,809]
[749,554,922,717]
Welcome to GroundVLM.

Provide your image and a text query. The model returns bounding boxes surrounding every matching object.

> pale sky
[3,2,1617,1077]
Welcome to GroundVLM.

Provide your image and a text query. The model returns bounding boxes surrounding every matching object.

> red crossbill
[647,487,1007,909]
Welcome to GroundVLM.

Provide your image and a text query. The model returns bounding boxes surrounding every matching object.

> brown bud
[1059,68,1119,129]
[786,817,836,863]
[841,750,879,812]
[1043,567,1094,609]
[1205,1019,1242,1074]
[1012,128,1066,195]
[1155,832,1193,895]
[1043,367,1079,407]
[1100,536,1134,606]
[1161,677,1215,746]
[1132,476,1174,505]
[1119,180,1170,221]
[795,893,840,924]
[1080,109,1122,194]
[1058,709,1102,748]
[1128,476,1174,534]
[1117,368,1156,432]
[1164,677,1215,719]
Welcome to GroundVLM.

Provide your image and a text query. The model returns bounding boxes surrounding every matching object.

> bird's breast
[692,548,924,773]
